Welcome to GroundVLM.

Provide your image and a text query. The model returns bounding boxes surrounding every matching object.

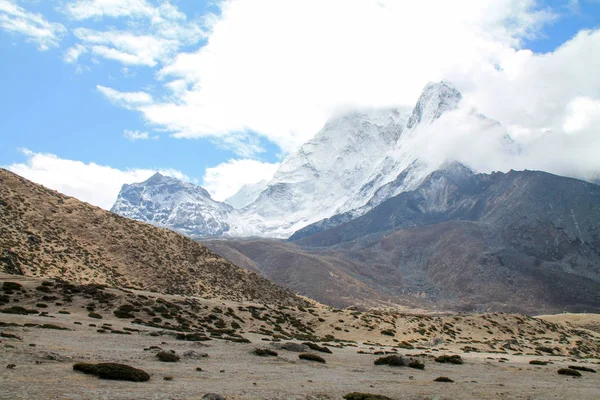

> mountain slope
[209,166,600,313]
[231,107,411,237]
[224,179,268,209]
[111,172,234,238]
[0,168,305,306]
[204,238,433,310]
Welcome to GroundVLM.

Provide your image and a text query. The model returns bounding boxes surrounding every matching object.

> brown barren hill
[0,168,306,306]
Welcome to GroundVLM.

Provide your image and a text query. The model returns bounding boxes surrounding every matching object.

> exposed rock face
[208,166,600,313]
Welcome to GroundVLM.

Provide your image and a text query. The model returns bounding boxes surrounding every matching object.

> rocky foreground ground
[1,274,600,399]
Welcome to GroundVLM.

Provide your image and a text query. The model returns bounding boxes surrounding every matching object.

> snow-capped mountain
[229,106,412,237]
[111,81,517,239]
[224,180,268,209]
[110,173,234,238]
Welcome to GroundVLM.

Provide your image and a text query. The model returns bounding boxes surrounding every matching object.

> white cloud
[562,97,600,134]
[0,0,66,50]
[64,44,87,63]
[123,129,157,140]
[63,0,160,20]
[93,1,600,180]
[97,0,558,155]
[202,159,280,201]
[5,149,189,210]
[63,0,208,68]
[97,85,153,108]
[74,27,181,67]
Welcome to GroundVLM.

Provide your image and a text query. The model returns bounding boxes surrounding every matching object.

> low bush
[1,306,38,315]
[434,355,463,364]
[298,353,326,363]
[302,342,332,354]
[557,368,581,377]
[88,312,103,319]
[253,348,278,357]
[529,360,548,366]
[433,377,454,382]
[568,365,596,373]
[2,282,22,291]
[73,362,150,382]
[156,351,180,362]
[343,393,393,400]
[408,359,425,370]
[374,355,405,367]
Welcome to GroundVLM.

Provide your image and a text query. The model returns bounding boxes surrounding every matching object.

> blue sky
[1,0,599,208]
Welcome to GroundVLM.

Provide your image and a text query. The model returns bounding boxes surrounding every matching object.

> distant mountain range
[111,81,517,239]
[103,81,600,312]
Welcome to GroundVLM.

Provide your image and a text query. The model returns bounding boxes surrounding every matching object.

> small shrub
[88,312,103,319]
[2,282,22,291]
[253,348,278,357]
[374,355,405,367]
[156,351,180,362]
[381,329,395,336]
[433,377,454,382]
[299,353,326,363]
[113,305,135,319]
[529,360,548,366]
[568,365,596,373]
[343,393,393,400]
[175,333,210,342]
[1,332,22,340]
[1,306,38,315]
[435,355,463,364]
[73,362,150,382]
[557,368,581,377]
[408,359,425,370]
[302,342,332,354]
[536,346,554,354]
[35,286,52,293]
[397,341,414,349]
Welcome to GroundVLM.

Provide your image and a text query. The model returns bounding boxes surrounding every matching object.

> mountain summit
[111,81,513,239]
[111,173,233,238]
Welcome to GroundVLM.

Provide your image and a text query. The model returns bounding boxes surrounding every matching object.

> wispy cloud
[97,85,153,108]
[0,0,66,50]
[62,0,209,68]
[123,129,157,141]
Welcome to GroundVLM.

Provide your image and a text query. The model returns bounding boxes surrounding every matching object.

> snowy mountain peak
[407,81,462,128]
[111,173,232,238]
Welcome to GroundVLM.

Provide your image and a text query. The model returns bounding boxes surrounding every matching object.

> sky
[1,0,599,209]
